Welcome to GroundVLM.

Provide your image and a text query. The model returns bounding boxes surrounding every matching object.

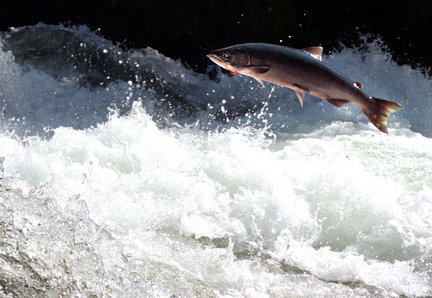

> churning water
[0,24,431,297]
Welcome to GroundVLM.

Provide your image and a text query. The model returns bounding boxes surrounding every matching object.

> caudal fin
[363,97,403,133]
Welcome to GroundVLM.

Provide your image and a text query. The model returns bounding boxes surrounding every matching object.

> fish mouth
[207,53,223,63]
[207,53,230,69]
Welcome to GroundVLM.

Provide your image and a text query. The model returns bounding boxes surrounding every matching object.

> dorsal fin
[303,46,323,61]
[354,82,363,89]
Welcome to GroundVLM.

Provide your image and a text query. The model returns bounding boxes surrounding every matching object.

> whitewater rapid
[0,25,431,297]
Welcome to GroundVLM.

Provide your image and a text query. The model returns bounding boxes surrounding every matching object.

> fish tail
[362,97,403,133]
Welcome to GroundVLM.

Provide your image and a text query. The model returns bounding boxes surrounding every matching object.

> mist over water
[0,24,431,297]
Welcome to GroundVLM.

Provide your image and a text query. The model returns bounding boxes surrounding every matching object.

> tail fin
[362,97,403,133]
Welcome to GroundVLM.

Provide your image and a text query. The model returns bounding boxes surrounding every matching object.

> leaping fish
[207,43,403,133]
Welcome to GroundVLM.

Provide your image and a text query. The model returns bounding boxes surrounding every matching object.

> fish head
[207,46,250,74]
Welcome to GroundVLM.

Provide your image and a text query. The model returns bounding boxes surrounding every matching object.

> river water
[0,24,431,297]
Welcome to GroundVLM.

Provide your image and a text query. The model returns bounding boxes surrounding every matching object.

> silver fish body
[207,43,403,133]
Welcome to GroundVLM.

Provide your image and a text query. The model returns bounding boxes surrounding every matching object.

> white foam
[1,102,431,296]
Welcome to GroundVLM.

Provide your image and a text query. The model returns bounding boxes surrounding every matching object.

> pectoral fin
[248,66,270,74]
[291,84,309,107]
[326,98,350,108]
[303,46,323,61]
[254,78,265,87]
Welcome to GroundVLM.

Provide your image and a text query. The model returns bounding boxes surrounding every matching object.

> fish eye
[222,53,229,58]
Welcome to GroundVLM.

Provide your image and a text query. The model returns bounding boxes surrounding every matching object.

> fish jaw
[207,54,236,73]
[207,54,257,77]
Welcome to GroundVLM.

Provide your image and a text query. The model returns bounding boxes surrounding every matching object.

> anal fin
[326,98,350,108]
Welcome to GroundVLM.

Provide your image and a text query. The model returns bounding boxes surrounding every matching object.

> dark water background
[0,1,432,297]
[0,0,431,74]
